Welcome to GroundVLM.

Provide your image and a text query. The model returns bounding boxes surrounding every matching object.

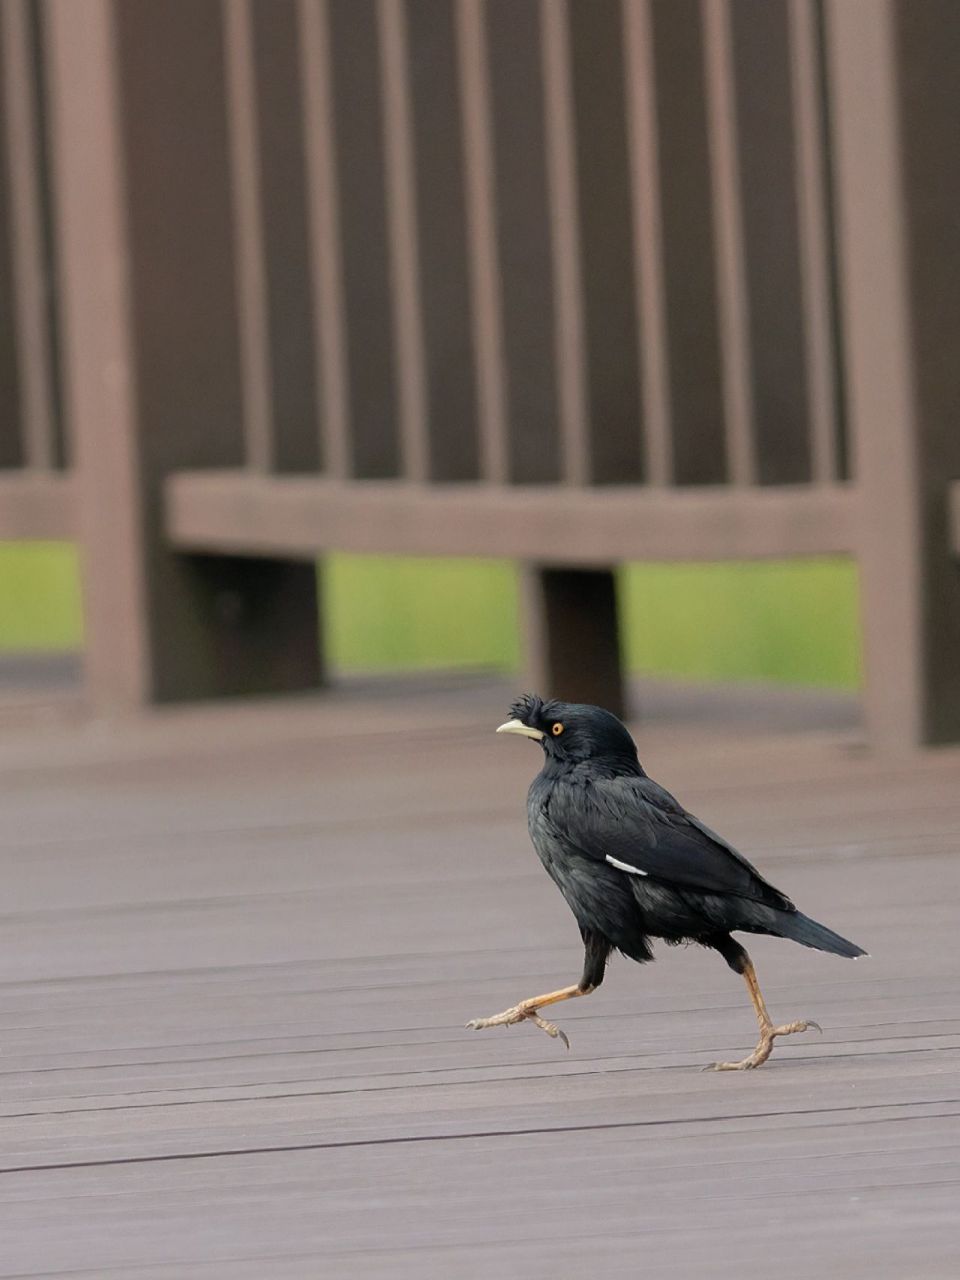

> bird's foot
[704,1018,821,1072]
[466,1003,570,1049]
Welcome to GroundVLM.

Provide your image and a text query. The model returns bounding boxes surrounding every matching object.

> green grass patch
[0,542,83,650]
[621,559,860,689]
[0,544,861,690]
[324,555,520,672]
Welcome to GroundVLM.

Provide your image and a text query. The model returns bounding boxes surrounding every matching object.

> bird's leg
[466,983,594,1048]
[467,930,609,1049]
[708,948,821,1071]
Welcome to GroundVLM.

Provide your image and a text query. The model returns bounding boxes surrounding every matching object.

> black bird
[468,695,866,1070]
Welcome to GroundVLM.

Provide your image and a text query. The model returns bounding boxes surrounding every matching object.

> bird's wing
[545,775,792,908]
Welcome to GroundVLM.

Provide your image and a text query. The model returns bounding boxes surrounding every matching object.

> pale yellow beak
[496,718,545,741]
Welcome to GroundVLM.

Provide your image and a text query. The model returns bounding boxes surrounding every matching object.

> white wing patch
[605,855,647,876]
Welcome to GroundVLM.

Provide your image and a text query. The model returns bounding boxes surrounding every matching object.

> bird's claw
[704,1057,761,1072]
[466,1006,570,1049]
[703,1017,822,1072]
[526,1011,569,1048]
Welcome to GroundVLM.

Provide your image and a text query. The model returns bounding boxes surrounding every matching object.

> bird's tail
[772,909,867,958]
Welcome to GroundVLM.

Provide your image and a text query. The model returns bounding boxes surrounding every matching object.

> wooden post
[826,0,960,747]
[521,565,625,718]
[44,0,321,710]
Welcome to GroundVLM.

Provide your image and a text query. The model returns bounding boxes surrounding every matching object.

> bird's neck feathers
[541,749,645,782]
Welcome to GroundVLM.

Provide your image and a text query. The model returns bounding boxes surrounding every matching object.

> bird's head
[496,693,642,771]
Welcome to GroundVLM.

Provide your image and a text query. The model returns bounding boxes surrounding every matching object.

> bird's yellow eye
[552,722,564,736]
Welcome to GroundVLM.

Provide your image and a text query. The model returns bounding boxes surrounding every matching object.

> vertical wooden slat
[789,0,838,484]
[223,0,273,473]
[485,0,560,484]
[27,0,66,468]
[813,0,849,482]
[1,0,54,470]
[298,0,349,479]
[650,0,726,486]
[622,0,671,487]
[377,0,427,482]
[702,0,754,486]
[405,0,479,482]
[540,0,588,486]
[249,0,320,474]
[0,6,24,468]
[326,0,400,479]
[223,0,325,475]
[456,0,507,484]
[728,0,811,485]
[566,0,643,485]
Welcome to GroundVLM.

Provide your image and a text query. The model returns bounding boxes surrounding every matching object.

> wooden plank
[1,1158,957,1277]
[165,469,857,562]
[1,683,959,1271]
[0,469,75,537]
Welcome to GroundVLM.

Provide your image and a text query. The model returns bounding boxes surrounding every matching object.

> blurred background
[6,0,957,745]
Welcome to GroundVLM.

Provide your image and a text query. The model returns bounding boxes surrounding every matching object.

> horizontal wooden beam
[166,470,857,564]
[0,471,76,538]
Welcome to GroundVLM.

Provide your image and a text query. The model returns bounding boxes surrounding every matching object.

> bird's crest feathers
[508,692,546,726]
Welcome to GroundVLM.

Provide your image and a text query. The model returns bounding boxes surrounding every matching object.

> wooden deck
[1,674,958,1277]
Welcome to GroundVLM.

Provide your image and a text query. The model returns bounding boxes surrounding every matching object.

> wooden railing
[2,0,959,747]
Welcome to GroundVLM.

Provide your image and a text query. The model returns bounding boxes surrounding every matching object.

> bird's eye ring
[552,722,564,736]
